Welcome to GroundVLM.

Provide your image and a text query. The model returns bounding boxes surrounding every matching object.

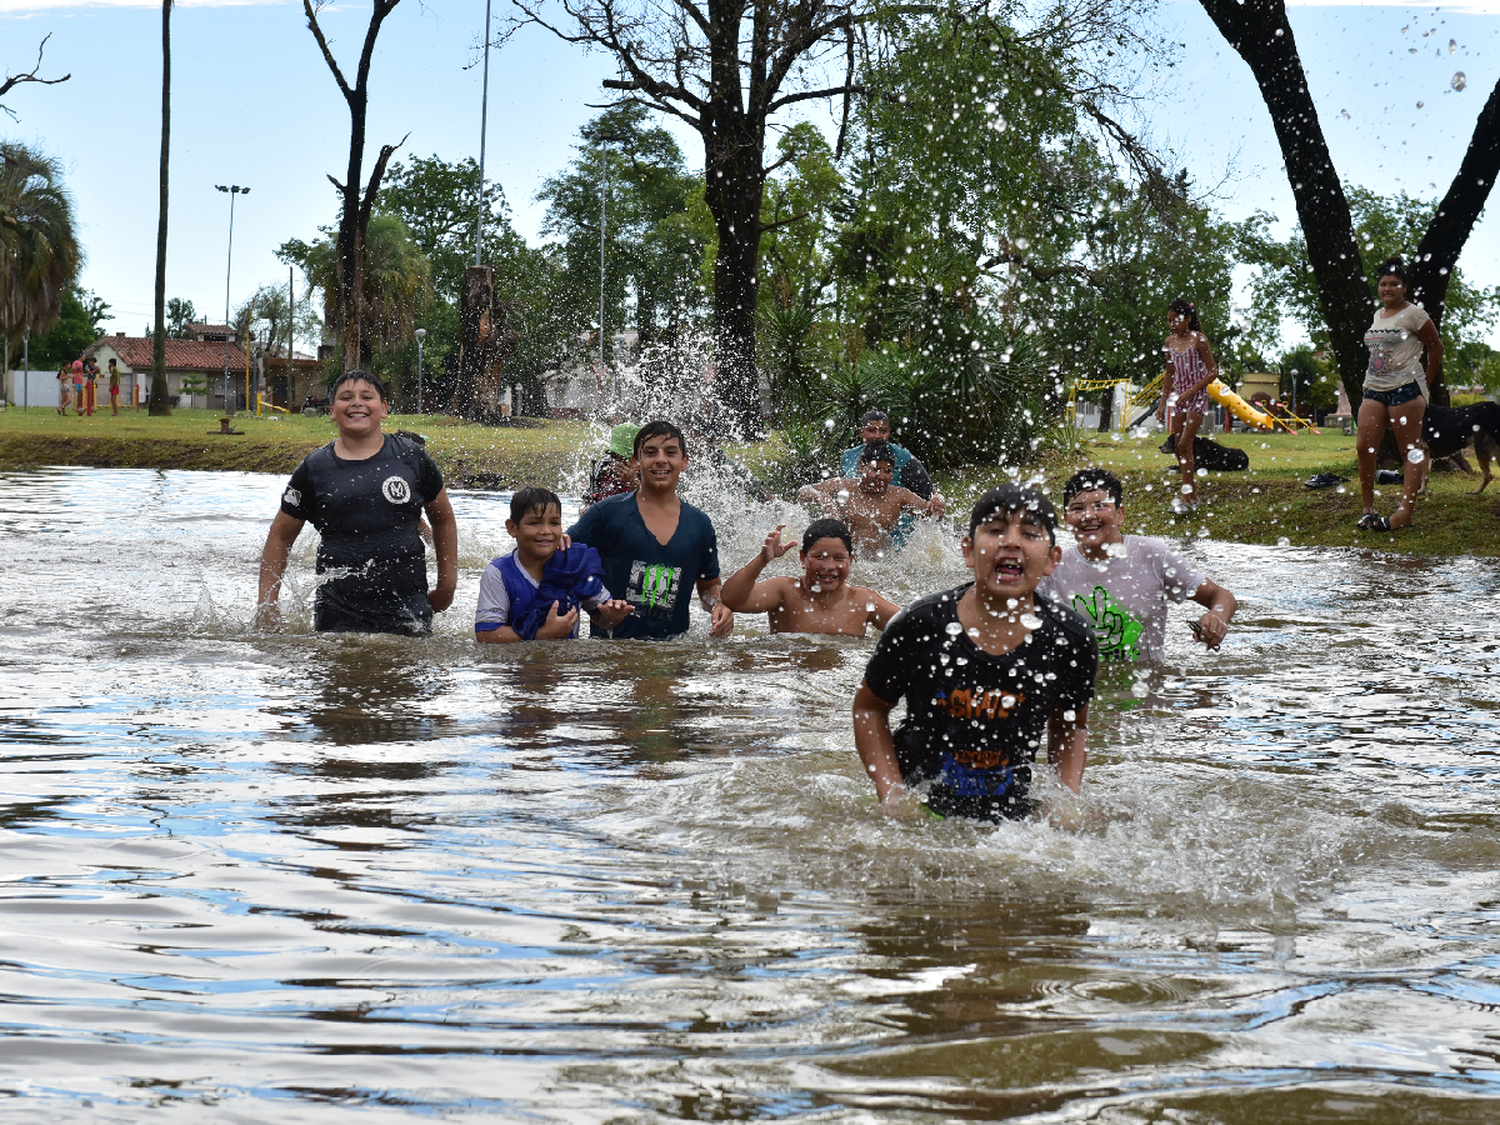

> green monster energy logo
[1073,585,1143,662]
[631,562,680,612]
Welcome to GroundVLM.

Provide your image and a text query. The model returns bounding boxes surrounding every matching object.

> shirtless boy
[720,518,900,636]
[796,441,941,553]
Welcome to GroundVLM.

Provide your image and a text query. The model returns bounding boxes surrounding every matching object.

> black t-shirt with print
[280,433,443,634]
[863,584,1097,821]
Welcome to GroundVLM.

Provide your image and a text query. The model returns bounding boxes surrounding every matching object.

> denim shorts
[1363,381,1423,407]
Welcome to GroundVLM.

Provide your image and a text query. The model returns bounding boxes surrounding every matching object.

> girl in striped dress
[1156,298,1220,514]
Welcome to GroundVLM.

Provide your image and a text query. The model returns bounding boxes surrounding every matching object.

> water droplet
[1407,448,1426,465]
[1195,467,1207,478]
[1277,536,1291,547]
[1020,613,1041,630]
[1180,484,1193,496]
[1452,72,1467,92]
[1450,38,1458,54]
[946,622,964,637]
[1063,709,1076,722]
[1416,101,1425,109]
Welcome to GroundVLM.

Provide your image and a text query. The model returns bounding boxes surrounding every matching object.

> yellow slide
[1205,380,1276,431]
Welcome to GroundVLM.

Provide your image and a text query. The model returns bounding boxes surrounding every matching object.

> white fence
[3,369,63,409]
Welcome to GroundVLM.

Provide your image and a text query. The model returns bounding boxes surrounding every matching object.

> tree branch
[0,33,71,116]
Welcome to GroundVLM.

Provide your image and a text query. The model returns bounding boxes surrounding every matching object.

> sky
[1,0,1497,354]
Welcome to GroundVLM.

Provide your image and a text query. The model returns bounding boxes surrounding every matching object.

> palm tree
[0,142,82,366]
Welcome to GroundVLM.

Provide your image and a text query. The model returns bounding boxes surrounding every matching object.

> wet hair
[858,439,896,466]
[1062,468,1124,509]
[1378,256,1408,284]
[331,369,389,402]
[858,408,890,428]
[510,486,562,524]
[801,518,853,555]
[967,483,1057,545]
[1168,297,1202,335]
[633,419,687,458]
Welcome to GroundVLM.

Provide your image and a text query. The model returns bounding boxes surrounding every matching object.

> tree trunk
[149,0,172,416]
[1198,0,1368,405]
[453,265,496,419]
[702,105,766,438]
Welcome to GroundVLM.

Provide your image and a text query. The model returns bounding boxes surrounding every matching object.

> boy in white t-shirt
[1038,469,1237,663]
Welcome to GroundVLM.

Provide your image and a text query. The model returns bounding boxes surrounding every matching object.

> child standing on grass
[474,488,632,642]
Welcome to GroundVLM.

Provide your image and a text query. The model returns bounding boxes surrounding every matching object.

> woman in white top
[1356,256,1443,532]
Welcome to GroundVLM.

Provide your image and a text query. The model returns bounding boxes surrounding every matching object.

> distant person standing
[107,359,122,416]
[82,358,99,416]
[1157,298,1219,515]
[1355,256,1442,532]
[71,360,84,415]
[56,364,71,415]
[583,423,640,508]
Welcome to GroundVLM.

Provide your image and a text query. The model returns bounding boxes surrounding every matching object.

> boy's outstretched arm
[425,489,459,613]
[257,511,305,630]
[853,681,905,805]
[1190,578,1237,650]
[590,599,633,630]
[721,525,795,613]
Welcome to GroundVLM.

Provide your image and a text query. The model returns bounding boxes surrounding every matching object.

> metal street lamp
[598,131,625,404]
[215,184,249,414]
[414,327,427,414]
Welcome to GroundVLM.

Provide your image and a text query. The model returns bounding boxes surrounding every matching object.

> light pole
[598,131,624,404]
[215,184,249,414]
[475,0,493,266]
[414,327,427,414]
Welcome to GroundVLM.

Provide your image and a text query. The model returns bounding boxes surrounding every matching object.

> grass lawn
[0,405,601,488]
[4,404,1497,556]
[965,427,1500,558]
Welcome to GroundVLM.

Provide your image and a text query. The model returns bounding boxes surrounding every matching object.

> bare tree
[0,34,70,120]
[150,4,172,416]
[509,0,864,436]
[1199,0,1500,402]
[303,0,407,373]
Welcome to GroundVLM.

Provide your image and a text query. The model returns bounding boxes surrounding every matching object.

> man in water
[840,409,938,501]
[1039,468,1236,663]
[720,518,899,636]
[797,441,943,553]
[852,484,1096,823]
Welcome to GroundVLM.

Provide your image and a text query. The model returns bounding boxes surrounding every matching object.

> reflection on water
[1,465,1499,1121]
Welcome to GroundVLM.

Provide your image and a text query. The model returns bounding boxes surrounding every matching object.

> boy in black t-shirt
[257,370,458,635]
[852,484,1097,822]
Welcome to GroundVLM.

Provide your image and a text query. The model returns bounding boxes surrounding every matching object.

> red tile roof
[86,335,248,372]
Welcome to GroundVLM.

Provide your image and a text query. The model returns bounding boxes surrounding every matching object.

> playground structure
[1071,371,1320,435]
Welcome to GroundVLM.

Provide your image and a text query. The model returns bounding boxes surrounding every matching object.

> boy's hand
[762,524,796,563]
[256,600,283,633]
[592,598,633,629]
[709,602,735,637]
[536,600,579,639]
[427,584,456,613]
[928,493,946,519]
[1192,612,1227,650]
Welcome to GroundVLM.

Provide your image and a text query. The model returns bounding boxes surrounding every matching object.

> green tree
[1242,186,1500,386]
[26,285,108,368]
[0,142,82,355]
[1197,0,1500,406]
[537,105,706,351]
[166,296,195,337]
[279,211,431,395]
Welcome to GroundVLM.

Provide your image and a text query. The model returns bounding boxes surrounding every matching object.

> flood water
[2,464,1499,1122]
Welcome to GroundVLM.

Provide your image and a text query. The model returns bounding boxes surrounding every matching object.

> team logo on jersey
[382,476,412,505]
[282,486,302,508]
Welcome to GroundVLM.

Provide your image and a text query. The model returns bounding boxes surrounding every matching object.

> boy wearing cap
[852,484,1097,822]
[584,423,640,508]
